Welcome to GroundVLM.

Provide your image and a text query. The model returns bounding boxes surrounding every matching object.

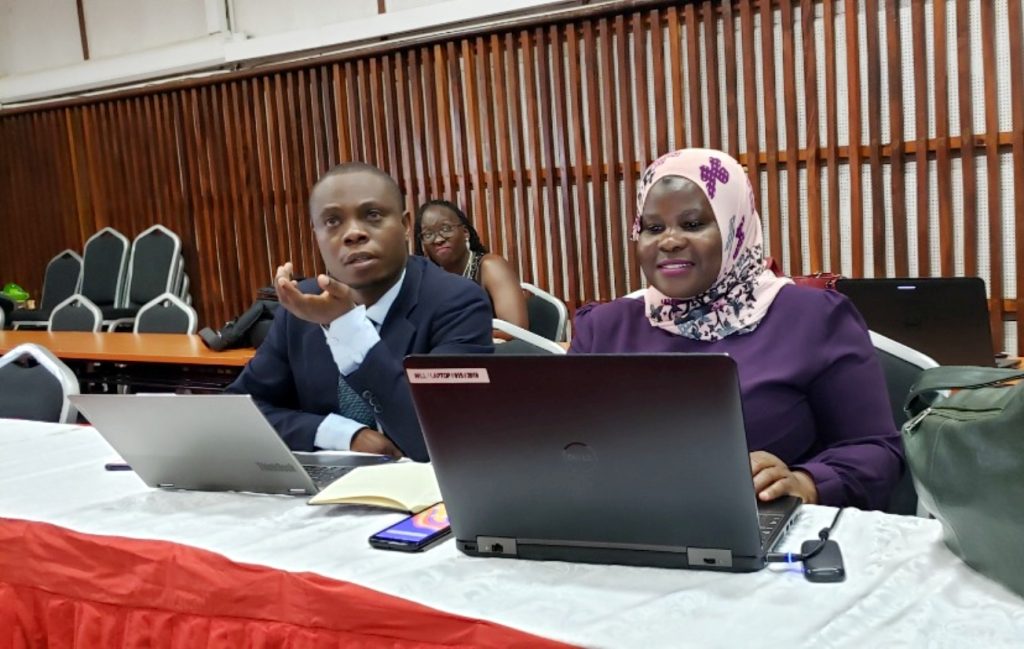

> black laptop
[836,277,995,366]
[404,354,800,572]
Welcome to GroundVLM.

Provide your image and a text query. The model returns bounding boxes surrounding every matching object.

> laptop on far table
[404,354,801,572]
[836,277,996,366]
[69,394,391,495]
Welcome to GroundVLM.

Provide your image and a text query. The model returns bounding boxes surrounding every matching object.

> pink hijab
[632,149,791,341]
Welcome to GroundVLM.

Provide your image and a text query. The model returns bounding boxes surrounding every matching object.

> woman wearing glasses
[414,200,529,328]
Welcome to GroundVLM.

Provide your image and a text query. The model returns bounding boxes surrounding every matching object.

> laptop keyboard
[302,464,354,489]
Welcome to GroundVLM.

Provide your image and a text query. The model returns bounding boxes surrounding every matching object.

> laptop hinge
[288,488,308,494]
[157,483,175,488]
[476,536,517,556]
[688,547,733,568]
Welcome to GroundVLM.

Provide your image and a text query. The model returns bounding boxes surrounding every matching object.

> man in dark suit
[227,162,492,461]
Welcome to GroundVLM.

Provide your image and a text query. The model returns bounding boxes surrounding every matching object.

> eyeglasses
[419,224,460,242]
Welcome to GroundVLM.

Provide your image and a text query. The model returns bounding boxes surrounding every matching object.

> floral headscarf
[633,149,791,341]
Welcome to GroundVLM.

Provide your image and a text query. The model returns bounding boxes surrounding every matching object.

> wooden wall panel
[1,0,1023,355]
[1010,0,1024,345]
[885,0,908,277]
[980,0,1005,346]
[801,0,822,272]
[845,0,864,277]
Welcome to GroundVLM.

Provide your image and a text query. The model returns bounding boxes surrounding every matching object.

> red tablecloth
[0,517,573,648]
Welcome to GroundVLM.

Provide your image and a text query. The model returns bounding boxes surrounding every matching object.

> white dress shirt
[313,271,406,450]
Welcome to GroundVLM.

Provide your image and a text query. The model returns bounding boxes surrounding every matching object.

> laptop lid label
[406,368,490,384]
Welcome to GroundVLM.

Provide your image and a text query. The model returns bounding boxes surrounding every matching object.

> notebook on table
[836,277,996,366]
[307,461,441,512]
[69,394,392,495]
[404,354,801,572]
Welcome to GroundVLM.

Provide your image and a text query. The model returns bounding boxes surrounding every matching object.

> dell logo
[256,462,297,473]
[562,442,597,471]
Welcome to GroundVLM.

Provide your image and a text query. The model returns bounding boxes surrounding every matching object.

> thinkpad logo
[256,462,297,473]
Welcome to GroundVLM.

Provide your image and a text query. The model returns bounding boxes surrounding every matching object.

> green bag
[902,366,1024,598]
[1,283,29,302]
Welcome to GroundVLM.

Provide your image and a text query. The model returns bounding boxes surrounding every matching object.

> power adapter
[801,539,845,583]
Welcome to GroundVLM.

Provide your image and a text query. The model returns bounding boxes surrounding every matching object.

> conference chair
[0,295,12,329]
[79,227,130,324]
[494,337,564,354]
[178,270,192,305]
[48,295,103,332]
[869,330,939,517]
[134,292,198,334]
[105,225,183,330]
[10,250,83,330]
[0,343,80,423]
[521,282,569,342]
[492,319,567,355]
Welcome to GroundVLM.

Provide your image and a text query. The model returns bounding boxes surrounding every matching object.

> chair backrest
[0,343,79,423]
[39,249,83,313]
[492,319,567,355]
[521,282,569,342]
[0,295,12,329]
[48,295,103,332]
[179,271,191,305]
[870,330,941,426]
[134,292,198,334]
[494,337,562,354]
[124,225,182,308]
[80,227,130,308]
[869,330,939,517]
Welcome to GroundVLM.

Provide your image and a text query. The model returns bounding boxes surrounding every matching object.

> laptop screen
[836,277,995,366]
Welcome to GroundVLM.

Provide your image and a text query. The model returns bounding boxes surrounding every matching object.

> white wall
[0,0,83,76]
[0,0,571,104]
[84,0,212,60]
[231,0,379,37]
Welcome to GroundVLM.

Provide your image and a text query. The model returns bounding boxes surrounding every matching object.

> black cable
[765,508,843,564]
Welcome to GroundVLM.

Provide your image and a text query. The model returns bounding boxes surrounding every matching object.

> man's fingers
[275,262,301,303]
[351,429,401,459]
[317,274,351,300]
[275,275,304,303]
[275,262,295,283]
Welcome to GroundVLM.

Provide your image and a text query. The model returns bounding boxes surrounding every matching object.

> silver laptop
[69,394,391,495]
[404,354,800,572]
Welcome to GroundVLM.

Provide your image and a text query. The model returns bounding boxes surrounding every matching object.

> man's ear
[401,210,412,238]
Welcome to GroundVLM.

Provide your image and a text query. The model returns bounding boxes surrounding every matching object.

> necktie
[337,377,376,428]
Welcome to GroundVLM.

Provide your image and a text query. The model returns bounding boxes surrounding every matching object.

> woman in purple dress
[569,149,902,510]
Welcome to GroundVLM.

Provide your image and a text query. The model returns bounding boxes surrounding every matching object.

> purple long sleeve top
[568,284,904,510]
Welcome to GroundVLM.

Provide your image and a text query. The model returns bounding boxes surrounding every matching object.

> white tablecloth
[2,419,1023,648]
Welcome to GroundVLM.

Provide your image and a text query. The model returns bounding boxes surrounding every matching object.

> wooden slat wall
[2,0,1024,350]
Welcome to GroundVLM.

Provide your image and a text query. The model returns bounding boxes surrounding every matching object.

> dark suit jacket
[227,256,493,460]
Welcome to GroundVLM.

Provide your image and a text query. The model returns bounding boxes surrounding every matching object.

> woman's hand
[750,450,818,504]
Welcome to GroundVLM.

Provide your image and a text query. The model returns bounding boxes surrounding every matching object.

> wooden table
[0,331,254,390]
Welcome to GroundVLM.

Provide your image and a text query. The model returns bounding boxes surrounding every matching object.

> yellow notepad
[307,461,441,513]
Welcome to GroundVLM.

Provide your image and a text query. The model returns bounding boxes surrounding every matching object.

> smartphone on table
[368,502,451,552]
